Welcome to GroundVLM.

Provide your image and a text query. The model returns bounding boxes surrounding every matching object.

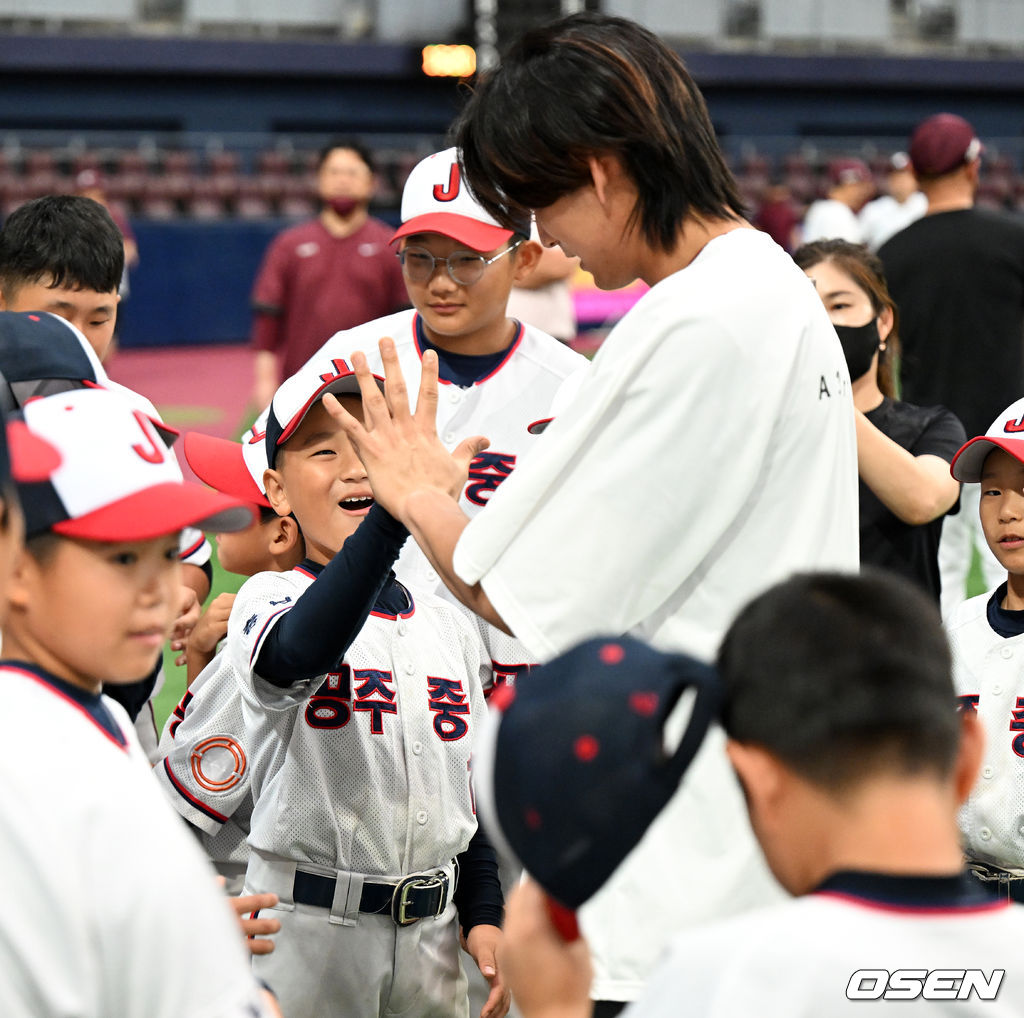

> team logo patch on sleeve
[189,735,247,793]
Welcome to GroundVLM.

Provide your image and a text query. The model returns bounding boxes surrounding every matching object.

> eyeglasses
[397,240,522,287]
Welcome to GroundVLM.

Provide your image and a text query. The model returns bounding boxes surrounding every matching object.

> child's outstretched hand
[169,584,201,659]
[178,592,236,681]
[323,337,489,523]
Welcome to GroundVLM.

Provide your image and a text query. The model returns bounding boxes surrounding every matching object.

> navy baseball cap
[265,355,385,470]
[474,636,721,910]
[0,310,103,404]
[0,310,177,447]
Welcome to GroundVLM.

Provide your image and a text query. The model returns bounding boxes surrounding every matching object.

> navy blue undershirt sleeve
[255,505,409,687]
[454,824,505,936]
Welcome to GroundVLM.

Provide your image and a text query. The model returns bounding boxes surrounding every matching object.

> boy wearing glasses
[306,147,588,692]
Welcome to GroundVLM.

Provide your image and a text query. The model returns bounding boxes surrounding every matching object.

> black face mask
[833,319,880,381]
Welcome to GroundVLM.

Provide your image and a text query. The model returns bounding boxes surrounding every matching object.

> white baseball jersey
[627,873,1024,1016]
[310,307,588,687]
[156,647,253,892]
[0,661,270,1018]
[231,562,489,875]
[947,590,1024,874]
[452,227,860,998]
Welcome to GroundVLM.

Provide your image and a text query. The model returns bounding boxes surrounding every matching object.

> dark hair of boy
[0,195,124,298]
[718,569,960,790]
[316,136,376,175]
[454,12,744,253]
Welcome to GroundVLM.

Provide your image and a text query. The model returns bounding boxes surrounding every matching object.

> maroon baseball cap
[828,158,872,187]
[909,114,983,177]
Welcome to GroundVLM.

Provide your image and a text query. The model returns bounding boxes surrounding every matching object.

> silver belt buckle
[391,872,447,926]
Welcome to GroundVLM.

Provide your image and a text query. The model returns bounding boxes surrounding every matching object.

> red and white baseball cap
[264,356,386,470]
[390,147,531,253]
[16,388,255,540]
[184,424,271,510]
[951,396,1024,481]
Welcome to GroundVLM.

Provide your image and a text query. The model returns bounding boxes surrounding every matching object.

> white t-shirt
[0,662,270,1018]
[802,197,866,244]
[859,191,928,251]
[626,874,1024,1017]
[453,227,860,998]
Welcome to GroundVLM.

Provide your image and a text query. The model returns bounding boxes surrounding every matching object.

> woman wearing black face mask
[795,239,965,602]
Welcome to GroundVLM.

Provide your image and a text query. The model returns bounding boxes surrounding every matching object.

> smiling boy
[229,360,507,1018]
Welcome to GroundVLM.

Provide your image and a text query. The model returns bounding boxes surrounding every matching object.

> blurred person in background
[753,181,801,254]
[801,157,874,244]
[249,137,409,409]
[795,239,964,603]
[879,113,1024,616]
[505,224,580,344]
[858,152,927,251]
[74,168,139,342]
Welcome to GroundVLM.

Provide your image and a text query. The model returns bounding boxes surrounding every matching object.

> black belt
[293,867,452,926]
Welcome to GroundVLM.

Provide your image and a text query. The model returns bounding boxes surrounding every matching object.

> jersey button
[983,765,995,779]
[993,684,1003,695]
[449,390,462,403]
[398,622,408,637]
[412,741,423,755]
[980,827,992,841]
[444,432,455,443]
[405,661,415,674]
[426,569,438,583]
[1001,647,1014,659]
[416,810,428,825]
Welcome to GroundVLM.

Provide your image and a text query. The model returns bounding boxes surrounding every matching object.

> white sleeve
[453,313,794,660]
[226,570,320,709]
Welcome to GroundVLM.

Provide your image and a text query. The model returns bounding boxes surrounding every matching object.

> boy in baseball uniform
[301,146,588,693]
[946,395,1024,895]
[0,386,281,1017]
[228,361,508,1018]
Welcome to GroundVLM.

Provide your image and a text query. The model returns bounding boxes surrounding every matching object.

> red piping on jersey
[814,889,1011,916]
[3,664,128,753]
[412,314,524,386]
[179,534,206,560]
[162,758,229,824]
[293,564,318,580]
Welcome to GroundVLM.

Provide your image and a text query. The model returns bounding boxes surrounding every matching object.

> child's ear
[268,514,300,555]
[7,547,38,613]
[511,239,543,285]
[263,469,290,518]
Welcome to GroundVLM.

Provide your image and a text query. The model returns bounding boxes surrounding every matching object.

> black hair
[454,12,744,253]
[717,570,960,791]
[316,137,376,175]
[0,195,124,298]
[24,530,60,562]
[257,504,281,525]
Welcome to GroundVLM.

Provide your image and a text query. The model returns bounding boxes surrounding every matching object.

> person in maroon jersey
[250,138,409,408]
